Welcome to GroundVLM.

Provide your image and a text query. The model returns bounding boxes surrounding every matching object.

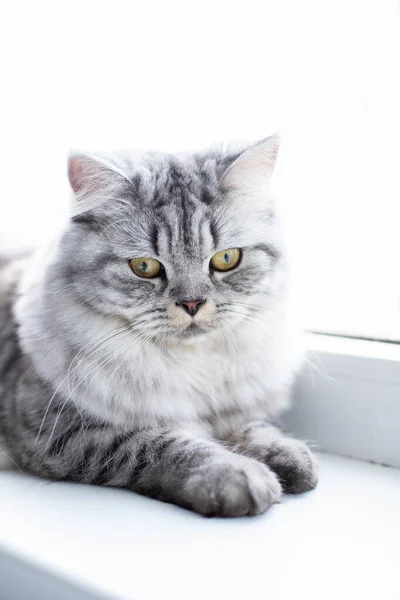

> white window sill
[283,334,400,468]
[0,452,399,600]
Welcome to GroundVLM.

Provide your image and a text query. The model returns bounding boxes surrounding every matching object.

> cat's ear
[221,135,279,193]
[68,152,129,201]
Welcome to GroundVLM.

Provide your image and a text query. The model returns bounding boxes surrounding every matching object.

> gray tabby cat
[0,136,317,517]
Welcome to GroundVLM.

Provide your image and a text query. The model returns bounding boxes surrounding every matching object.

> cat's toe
[265,440,318,494]
[183,458,281,518]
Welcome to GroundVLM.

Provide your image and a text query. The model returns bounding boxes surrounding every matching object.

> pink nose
[176,298,206,317]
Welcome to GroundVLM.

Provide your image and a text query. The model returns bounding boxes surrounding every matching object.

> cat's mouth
[184,322,200,334]
[180,321,208,338]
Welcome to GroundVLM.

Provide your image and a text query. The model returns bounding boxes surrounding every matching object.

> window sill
[0,453,399,600]
[283,333,400,468]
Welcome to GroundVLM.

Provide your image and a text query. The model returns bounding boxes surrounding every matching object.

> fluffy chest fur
[72,321,301,427]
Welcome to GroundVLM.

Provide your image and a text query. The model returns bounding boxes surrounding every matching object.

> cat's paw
[182,458,281,517]
[264,439,318,494]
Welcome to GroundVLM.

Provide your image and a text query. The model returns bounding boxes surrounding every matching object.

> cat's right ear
[68,153,132,218]
[68,153,93,196]
[68,152,129,197]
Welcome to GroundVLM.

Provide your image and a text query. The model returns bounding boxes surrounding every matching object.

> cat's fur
[0,137,317,516]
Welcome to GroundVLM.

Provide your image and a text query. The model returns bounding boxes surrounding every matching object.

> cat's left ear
[221,135,279,193]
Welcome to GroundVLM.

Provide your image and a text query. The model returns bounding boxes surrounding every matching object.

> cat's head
[59,137,284,343]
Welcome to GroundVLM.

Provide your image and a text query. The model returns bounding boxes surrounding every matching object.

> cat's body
[0,138,317,516]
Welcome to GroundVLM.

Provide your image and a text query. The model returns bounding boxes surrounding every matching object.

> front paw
[264,439,318,494]
[182,458,281,518]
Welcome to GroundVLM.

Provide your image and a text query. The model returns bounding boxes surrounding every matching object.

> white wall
[0,0,399,339]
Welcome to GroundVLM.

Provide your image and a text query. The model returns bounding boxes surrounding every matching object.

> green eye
[129,257,162,278]
[210,248,242,272]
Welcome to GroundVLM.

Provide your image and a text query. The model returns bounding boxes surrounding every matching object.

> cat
[0,136,317,517]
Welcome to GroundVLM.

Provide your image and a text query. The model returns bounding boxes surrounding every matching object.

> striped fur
[0,139,317,517]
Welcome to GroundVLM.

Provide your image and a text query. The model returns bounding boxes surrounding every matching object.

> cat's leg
[14,405,281,517]
[51,426,282,516]
[214,415,318,494]
[8,373,280,517]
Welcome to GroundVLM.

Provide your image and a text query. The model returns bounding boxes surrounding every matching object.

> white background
[0,0,399,340]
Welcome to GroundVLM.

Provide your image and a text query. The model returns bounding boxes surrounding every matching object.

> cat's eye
[210,248,242,272]
[129,257,162,278]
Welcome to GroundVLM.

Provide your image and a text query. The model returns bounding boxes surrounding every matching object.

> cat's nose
[176,298,206,317]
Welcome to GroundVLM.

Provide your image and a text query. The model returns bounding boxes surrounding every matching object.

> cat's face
[59,138,283,343]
